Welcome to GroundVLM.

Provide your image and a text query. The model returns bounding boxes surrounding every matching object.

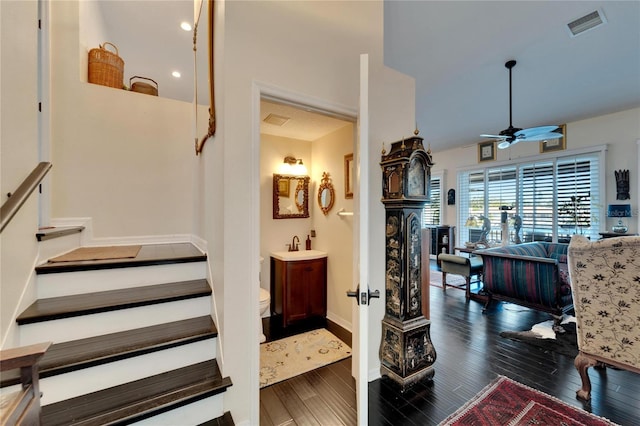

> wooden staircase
[1,241,233,425]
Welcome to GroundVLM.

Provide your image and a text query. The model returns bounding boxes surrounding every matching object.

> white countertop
[270,250,328,261]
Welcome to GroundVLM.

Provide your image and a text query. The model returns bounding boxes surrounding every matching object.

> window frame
[457,145,606,245]
[423,171,444,226]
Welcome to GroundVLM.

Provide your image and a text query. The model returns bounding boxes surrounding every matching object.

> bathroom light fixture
[180,22,192,31]
[279,156,308,175]
[172,71,181,78]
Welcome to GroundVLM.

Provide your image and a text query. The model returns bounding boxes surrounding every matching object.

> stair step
[1,316,217,388]
[36,226,85,242]
[198,412,235,426]
[35,243,206,274]
[17,280,211,325]
[41,359,232,426]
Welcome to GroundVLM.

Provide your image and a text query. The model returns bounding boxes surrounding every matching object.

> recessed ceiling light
[172,71,181,78]
[180,22,192,31]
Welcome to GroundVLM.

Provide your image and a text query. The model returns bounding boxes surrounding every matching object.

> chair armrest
[475,250,558,264]
[437,253,470,266]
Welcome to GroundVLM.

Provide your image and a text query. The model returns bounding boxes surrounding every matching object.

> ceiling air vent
[263,113,290,126]
[567,9,607,37]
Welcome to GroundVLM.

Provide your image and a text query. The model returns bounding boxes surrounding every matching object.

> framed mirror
[344,153,354,199]
[318,172,335,216]
[273,174,310,219]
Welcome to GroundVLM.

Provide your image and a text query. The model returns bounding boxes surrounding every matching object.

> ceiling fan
[481,60,562,149]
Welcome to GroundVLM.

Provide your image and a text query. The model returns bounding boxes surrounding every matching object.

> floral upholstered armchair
[567,235,640,401]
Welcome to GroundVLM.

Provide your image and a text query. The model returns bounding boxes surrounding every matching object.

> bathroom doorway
[257,95,358,423]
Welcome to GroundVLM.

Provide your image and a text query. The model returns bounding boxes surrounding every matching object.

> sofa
[567,235,640,401]
[476,242,573,320]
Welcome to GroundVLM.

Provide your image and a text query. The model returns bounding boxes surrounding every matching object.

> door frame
[250,80,359,423]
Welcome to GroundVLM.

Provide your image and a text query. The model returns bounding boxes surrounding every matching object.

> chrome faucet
[289,235,300,252]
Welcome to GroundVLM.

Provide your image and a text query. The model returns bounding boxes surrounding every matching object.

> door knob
[346,286,379,305]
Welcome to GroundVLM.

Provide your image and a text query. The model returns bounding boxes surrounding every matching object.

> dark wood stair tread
[1,316,217,387]
[198,412,235,426]
[36,243,206,274]
[17,280,211,325]
[41,359,232,426]
[36,226,85,242]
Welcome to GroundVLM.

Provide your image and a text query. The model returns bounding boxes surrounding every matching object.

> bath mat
[440,375,618,425]
[260,328,351,388]
[48,245,142,263]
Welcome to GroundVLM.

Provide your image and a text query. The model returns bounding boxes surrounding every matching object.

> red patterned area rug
[440,376,618,426]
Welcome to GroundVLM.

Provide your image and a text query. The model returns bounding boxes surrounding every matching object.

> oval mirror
[273,174,309,219]
[295,181,306,212]
[317,172,335,216]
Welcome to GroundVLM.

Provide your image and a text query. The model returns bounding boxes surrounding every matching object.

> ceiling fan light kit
[481,60,562,149]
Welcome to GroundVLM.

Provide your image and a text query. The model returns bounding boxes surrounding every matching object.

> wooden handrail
[0,162,51,233]
[0,342,51,426]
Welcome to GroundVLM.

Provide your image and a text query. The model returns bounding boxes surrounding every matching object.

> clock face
[408,160,425,197]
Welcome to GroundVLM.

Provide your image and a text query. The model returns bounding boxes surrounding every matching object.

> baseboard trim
[368,367,382,382]
[326,318,352,347]
[326,311,351,333]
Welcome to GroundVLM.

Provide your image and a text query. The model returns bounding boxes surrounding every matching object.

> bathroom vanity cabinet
[270,254,327,327]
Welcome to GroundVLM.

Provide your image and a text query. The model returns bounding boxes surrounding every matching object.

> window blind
[423,175,441,225]
[457,149,603,244]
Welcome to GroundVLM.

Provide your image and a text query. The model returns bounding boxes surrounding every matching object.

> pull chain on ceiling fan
[480,60,562,149]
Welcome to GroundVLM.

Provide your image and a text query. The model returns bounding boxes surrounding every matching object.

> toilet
[258,257,270,343]
[259,288,270,343]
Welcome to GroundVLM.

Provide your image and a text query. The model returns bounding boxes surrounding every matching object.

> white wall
[433,107,640,237]
[260,124,355,330]
[311,124,355,330]
[260,134,313,262]
[216,1,404,423]
[366,61,417,381]
[50,1,208,240]
[0,0,41,348]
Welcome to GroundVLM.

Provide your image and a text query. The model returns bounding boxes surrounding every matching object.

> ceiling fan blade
[480,134,506,139]
[498,139,519,149]
[515,132,563,142]
[514,125,560,138]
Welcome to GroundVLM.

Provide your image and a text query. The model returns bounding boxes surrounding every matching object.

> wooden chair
[0,342,51,426]
[567,235,640,401]
[437,253,483,300]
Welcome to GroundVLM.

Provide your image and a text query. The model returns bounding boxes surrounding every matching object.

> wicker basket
[88,42,124,88]
[130,76,158,96]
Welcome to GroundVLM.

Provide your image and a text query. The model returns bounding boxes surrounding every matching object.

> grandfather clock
[379,135,436,390]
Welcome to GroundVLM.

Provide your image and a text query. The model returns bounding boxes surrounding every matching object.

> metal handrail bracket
[0,162,52,233]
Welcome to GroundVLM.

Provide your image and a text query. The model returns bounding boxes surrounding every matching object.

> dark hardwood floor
[260,269,640,426]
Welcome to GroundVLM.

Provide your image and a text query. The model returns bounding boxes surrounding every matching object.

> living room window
[458,149,604,244]
[422,174,442,225]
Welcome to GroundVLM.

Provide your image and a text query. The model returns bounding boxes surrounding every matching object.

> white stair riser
[37,262,207,298]
[131,394,225,425]
[40,339,217,405]
[19,297,212,345]
[37,233,84,265]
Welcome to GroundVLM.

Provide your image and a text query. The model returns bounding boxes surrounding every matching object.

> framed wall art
[540,124,566,153]
[478,140,496,163]
[344,153,354,199]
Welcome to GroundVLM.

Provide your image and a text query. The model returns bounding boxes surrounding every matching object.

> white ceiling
[384,1,640,151]
[97,1,640,151]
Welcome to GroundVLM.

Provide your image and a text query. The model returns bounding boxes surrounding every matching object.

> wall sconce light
[280,155,308,175]
[607,204,632,233]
